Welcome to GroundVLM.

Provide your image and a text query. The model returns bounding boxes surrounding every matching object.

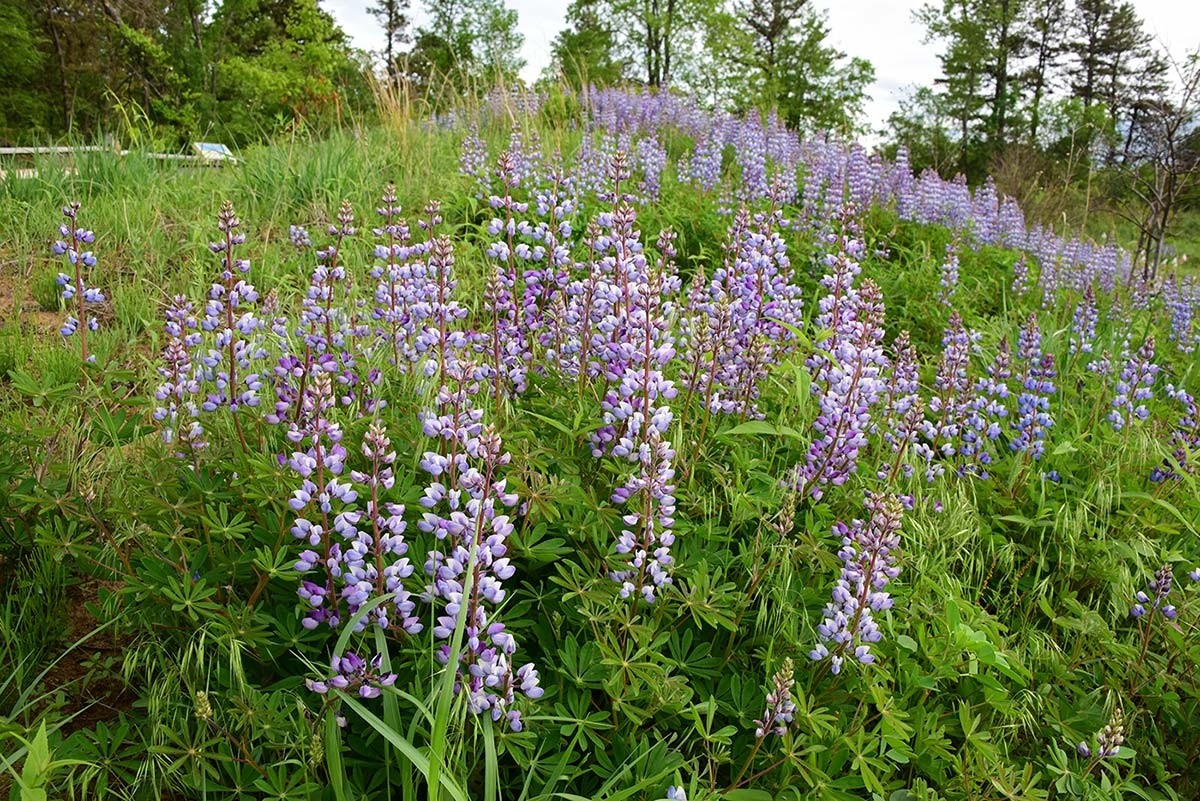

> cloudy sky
[325,0,1199,131]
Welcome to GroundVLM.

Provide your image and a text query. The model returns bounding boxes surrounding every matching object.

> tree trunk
[45,2,73,132]
[991,0,1011,149]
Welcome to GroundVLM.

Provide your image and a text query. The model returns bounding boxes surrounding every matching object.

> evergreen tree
[1067,0,1166,160]
[603,0,718,87]
[721,3,872,134]
[734,0,808,92]
[1017,0,1065,143]
[368,0,411,83]
[918,0,1027,176]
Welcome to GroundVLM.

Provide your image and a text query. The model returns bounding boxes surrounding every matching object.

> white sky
[325,0,1199,132]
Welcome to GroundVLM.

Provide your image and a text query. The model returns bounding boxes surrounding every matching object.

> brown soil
[43,576,137,735]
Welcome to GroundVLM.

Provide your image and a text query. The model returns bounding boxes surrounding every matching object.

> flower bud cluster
[753,658,796,738]
[1077,709,1125,759]
[1131,564,1177,620]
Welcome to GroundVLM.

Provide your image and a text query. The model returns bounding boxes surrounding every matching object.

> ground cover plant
[1,87,1199,801]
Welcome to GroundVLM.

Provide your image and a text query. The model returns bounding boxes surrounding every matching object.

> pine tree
[1018,0,1065,143]
[368,0,411,83]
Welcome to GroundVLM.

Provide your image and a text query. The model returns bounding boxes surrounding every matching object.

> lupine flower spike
[1077,708,1125,759]
[754,658,797,738]
[53,201,105,363]
[1131,564,1176,620]
[811,492,904,675]
[1109,336,1158,431]
[307,652,398,700]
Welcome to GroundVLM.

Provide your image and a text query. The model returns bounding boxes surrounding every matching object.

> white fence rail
[0,142,236,180]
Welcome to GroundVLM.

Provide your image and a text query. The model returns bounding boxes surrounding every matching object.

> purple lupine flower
[505,128,543,189]
[753,658,796,738]
[522,168,576,356]
[343,421,421,634]
[198,201,265,419]
[610,429,678,603]
[593,233,681,602]
[307,651,398,700]
[289,225,313,250]
[938,239,960,305]
[1077,709,1125,759]
[1166,276,1195,354]
[268,203,382,429]
[153,296,206,455]
[587,197,672,459]
[733,116,769,203]
[478,151,533,404]
[1011,254,1029,297]
[370,184,417,368]
[288,372,352,630]
[300,201,355,355]
[878,331,924,481]
[1010,314,1055,460]
[796,280,889,498]
[808,206,865,359]
[635,134,669,201]
[960,337,1012,478]
[1109,336,1158,431]
[921,312,972,478]
[420,365,542,729]
[53,201,104,362]
[460,124,489,198]
[1131,564,1177,620]
[702,206,804,419]
[810,492,904,675]
[413,235,471,381]
[686,130,724,191]
[1087,349,1112,378]
[1069,284,1098,355]
[1150,384,1200,483]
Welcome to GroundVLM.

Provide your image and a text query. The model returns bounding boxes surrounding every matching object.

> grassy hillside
[1,90,1198,801]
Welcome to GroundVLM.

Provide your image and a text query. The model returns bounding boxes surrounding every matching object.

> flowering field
[1,89,1199,800]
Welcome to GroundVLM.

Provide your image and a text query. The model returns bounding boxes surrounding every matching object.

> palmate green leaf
[557,635,607,688]
[678,562,740,631]
[513,522,572,565]
[6,368,75,407]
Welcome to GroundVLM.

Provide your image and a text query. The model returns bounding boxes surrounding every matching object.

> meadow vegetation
[1,86,1199,801]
